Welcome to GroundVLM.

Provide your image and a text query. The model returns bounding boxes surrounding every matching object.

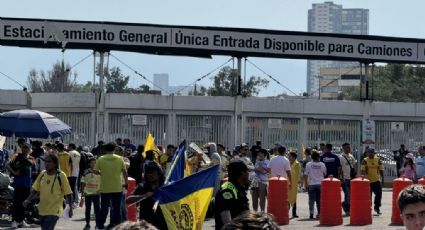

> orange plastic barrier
[320,176,342,226]
[391,177,413,225]
[267,177,289,225]
[126,177,137,222]
[350,177,372,225]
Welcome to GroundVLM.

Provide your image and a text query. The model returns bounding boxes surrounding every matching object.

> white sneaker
[10,221,18,228]
[18,221,30,228]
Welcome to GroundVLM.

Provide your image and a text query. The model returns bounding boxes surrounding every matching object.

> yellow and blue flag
[153,165,219,230]
[168,140,187,183]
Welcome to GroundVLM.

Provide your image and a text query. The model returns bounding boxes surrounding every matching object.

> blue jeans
[308,184,321,214]
[370,181,382,210]
[96,192,122,228]
[39,215,59,230]
[341,179,351,212]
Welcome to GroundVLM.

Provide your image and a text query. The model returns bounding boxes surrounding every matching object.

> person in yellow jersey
[95,142,128,229]
[81,158,101,230]
[361,148,384,215]
[159,145,175,172]
[23,154,73,230]
[57,143,72,178]
[289,152,301,218]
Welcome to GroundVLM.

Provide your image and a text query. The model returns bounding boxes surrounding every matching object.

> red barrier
[126,177,137,222]
[391,177,413,225]
[267,177,289,225]
[320,176,342,226]
[350,177,372,225]
[418,177,425,186]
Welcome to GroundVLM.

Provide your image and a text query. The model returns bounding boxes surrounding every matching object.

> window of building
[321,86,340,93]
[341,74,361,80]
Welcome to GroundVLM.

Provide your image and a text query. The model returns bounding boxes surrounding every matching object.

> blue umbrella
[0,109,72,138]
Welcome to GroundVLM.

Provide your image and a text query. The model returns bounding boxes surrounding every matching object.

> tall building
[153,73,169,95]
[319,67,363,100]
[307,2,369,97]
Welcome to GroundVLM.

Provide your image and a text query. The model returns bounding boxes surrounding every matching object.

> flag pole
[152,140,185,212]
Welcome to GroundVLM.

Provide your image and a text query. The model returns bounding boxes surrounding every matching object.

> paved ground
[0,188,407,229]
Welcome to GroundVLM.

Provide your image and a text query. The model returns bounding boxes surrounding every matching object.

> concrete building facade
[319,67,363,100]
[307,2,369,97]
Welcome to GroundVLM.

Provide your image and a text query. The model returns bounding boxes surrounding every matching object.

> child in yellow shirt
[81,158,101,230]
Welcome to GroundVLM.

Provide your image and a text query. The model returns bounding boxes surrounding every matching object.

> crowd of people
[2,137,425,230]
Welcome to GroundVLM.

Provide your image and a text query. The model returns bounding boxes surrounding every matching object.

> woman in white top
[304,150,327,219]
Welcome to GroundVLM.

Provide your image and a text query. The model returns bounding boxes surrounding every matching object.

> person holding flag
[126,161,167,230]
[153,164,220,230]
[132,140,220,230]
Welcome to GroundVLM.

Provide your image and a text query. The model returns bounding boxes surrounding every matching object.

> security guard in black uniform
[214,160,250,230]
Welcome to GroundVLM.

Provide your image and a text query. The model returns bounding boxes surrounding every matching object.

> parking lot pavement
[203,188,406,230]
[0,188,407,230]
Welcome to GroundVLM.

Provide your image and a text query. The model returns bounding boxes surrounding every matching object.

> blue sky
[0,0,424,96]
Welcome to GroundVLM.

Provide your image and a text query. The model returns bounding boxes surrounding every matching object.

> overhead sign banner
[1,17,425,63]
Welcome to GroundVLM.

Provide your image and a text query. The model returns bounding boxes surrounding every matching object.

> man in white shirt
[68,143,81,205]
[339,143,357,215]
[267,146,292,188]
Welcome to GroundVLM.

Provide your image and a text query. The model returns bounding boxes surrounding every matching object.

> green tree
[96,65,130,93]
[340,64,425,102]
[139,84,150,93]
[105,67,129,93]
[188,85,208,96]
[72,81,97,93]
[207,66,269,96]
[128,84,151,94]
[27,61,77,93]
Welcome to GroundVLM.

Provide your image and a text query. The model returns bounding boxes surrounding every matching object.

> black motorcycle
[0,185,13,218]
[0,173,39,224]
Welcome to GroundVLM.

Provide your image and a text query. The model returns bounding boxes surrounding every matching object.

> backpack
[0,172,10,190]
[79,152,89,176]
[39,169,63,193]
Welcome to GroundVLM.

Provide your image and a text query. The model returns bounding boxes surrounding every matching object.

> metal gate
[176,115,232,149]
[108,113,167,146]
[244,117,299,150]
[307,119,361,153]
[51,112,92,147]
[375,121,425,153]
